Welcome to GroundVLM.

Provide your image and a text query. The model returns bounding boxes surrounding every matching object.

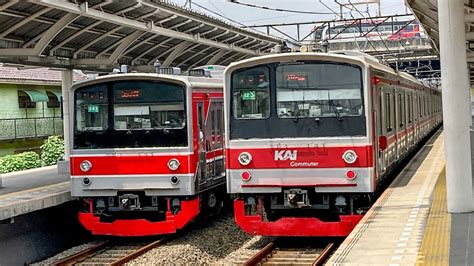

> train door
[204,101,225,184]
[197,102,207,185]
[210,101,224,178]
[377,86,385,174]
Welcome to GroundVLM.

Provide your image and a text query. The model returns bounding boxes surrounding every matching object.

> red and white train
[69,67,225,236]
[314,19,423,43]
[224,52,441,236]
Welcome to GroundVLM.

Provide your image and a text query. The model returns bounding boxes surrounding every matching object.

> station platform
[328,131,450,265]
[0,165,71,221]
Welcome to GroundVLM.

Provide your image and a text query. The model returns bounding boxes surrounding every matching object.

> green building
[0,64,86,155]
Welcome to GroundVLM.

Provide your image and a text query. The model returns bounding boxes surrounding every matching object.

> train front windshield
[74,80,187,149]
[230,61,366,139]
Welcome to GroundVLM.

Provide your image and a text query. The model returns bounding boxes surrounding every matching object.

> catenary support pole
[438,0,474,212]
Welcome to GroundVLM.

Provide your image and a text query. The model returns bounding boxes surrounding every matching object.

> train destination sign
[242,90,256,100]
[118,89,141,99]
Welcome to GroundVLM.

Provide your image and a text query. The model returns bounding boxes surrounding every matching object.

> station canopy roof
[406,0,474,83]
[0,0,283,72]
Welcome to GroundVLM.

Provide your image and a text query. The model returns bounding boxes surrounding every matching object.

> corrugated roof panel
[12,21,49,39]
[0,0,282,71]
[0,15,21,33]
[73,16,98,26]
[10,2,44,14]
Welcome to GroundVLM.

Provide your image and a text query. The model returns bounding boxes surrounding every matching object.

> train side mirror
[379,136,388,151]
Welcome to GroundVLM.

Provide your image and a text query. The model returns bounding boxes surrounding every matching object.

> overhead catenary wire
[191,1,248,28]
[228,0,351,15]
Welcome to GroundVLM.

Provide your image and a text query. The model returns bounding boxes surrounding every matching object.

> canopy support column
[438,0,474,212]
[58,70,72,174]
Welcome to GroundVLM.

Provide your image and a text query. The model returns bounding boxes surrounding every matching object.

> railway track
[53,238,167,266]
[241,240,334,266]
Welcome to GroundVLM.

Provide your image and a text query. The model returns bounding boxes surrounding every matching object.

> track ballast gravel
[127,214,274,265]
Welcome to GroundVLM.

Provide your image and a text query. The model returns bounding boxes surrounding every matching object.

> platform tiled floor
[328,131,445,265]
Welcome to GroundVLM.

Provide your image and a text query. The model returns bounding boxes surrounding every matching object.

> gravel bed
[31,241,101,265]
[127,214,273,265]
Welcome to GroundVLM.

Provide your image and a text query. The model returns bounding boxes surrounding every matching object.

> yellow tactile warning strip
[416,168,450,266]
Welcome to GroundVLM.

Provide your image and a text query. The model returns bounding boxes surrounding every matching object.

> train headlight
[342,150,358,164]
[167,159,180,171]
[238,152,252,166]
[79,160,92,172]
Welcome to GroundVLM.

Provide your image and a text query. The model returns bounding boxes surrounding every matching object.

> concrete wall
[0,201,91,265]
[0,83,61,119]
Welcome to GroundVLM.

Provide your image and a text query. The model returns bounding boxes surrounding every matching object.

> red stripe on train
[241,183,357,188]
[226,145,373,169]
[70,155,194,175]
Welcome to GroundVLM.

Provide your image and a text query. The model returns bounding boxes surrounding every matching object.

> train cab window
[113,82,186,130]
[275,63,363,119]
[231,66,270,119]
[74,80,188,149]
[75,84,109,131]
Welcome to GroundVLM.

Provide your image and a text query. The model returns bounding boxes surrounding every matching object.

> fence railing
[0,117,63,140]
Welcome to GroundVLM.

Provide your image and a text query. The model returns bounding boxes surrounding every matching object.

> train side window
[419,96,423,118]
[398,94,404,127]
[408,94,413,123]
[386,93,392,132]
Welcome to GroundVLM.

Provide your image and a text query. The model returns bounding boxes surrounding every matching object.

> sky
[169,0,411,40]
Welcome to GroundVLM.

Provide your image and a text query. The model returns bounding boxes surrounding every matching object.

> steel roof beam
[49,1,143,54]
[169,19,193,29]
[132,38,173,64]
[207,50,227,65]
[0,1,17,11]
[157,14,178,25]
[162,41,194,67]
[124,34,160,55]
[0,12,78,56]
[219,53,244,65]
[177,46,214,67]
[183,23,205,33]
[147,46,176,65]
[0,7,52,39]
[35,0,265,55]
[77,30,145,65]
[187,49,222,69]
[140,1,279,44]
[73,26,122,58]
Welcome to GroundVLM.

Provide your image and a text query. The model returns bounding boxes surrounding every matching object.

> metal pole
[438,0,474,212]
[61,70,72,162]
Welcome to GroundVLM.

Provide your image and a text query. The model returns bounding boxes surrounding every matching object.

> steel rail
[243,241,275,266]
[312,243,335,266]
[53,241,111,266]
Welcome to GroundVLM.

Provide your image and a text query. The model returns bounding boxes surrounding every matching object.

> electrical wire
[191,1,248,27]
[228,0,350,15]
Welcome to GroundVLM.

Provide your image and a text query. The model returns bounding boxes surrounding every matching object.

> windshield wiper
[328,99,343,121]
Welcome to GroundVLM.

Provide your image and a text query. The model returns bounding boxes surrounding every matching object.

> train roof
[71,72,222,91]
[225,52,437,92]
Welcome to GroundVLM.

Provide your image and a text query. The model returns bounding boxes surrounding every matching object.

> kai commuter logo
[274,150,297,161]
